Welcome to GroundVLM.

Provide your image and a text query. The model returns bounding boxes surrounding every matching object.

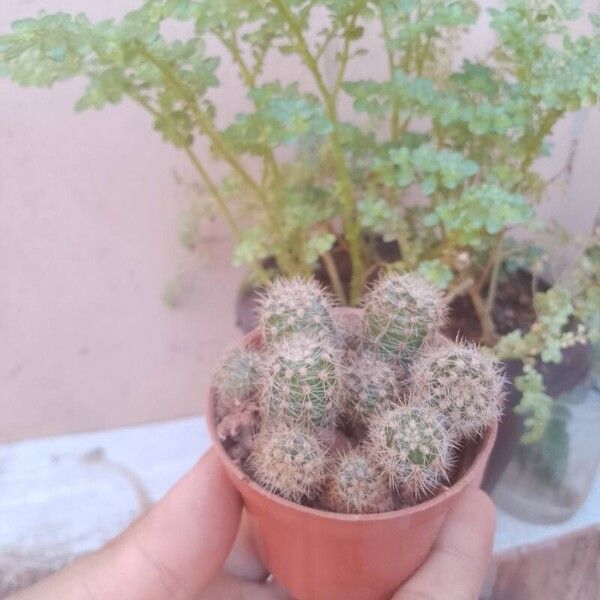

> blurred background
[2,0,599,443]
[1,1,599,598]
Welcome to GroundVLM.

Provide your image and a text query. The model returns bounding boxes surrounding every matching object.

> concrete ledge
[1,418,598,596]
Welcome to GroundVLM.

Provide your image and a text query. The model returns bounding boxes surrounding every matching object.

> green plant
[222,274,503,510]
[2,0,598,441]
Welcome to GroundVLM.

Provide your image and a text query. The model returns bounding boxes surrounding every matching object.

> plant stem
[467,231,505,345]
[519,109,564,177]
[272,0,363,303]
[444,276,475,305]
[485,242,504,313]
[124,86,244,239]
[321,249,348,305]
[136,45,268,209]
[379,8,400,141]
[182,146,241,239]
[468,286,498,346]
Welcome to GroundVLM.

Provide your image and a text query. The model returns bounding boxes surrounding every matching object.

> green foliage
[495,286,583,364]
[514,365,554,444]
[2,0,599,443]
[425,184,533,247]
[417,259,453,290]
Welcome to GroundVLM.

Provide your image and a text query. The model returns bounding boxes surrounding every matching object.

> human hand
[12,450,495,600]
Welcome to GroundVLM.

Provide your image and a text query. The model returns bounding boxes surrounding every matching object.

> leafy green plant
[1,0,599,441]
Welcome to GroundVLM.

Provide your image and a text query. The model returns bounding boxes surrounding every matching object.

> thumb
[393,489,496,600]
[14,450,243,600]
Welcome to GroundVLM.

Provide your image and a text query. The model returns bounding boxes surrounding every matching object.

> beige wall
[1,1,598,442]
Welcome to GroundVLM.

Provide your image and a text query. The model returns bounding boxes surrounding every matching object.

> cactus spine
[248,423,328,502]
[361,272,446,363]
[264,333,340,428]
[258,277,335,343]
[368,406,453,502]
[410,343,504,438]
[343,351,404,424]
[321,449,394,514]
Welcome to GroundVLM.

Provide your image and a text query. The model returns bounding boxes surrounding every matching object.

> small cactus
[214,347,264,402]
[215,272,501,513]
[258,277,336,343]
[368,406,453,502]
[361,272,446,363]
[343,351,405,425]
[321,449,394,514]
[248,423,328,502]
[410,343,504,438]
[264,333,341,428]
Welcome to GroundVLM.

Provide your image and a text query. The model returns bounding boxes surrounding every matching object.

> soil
[444,269,546,342]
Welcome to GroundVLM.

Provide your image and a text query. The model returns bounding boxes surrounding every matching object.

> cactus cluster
[213,273,504,512]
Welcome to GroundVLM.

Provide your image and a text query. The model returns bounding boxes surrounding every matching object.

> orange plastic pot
[207,314,498,600]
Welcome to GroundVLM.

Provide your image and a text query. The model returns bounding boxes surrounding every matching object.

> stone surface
[1,417,598,597]
[1,0,600,443]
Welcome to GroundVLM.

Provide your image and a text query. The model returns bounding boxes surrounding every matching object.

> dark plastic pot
[207,315,498,600]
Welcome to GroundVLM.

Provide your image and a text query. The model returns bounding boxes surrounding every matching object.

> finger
[393,489,495,600]
[14,450,243,600]
[224,510,270,582]
[198,572,290,599]
[114,449,243,598]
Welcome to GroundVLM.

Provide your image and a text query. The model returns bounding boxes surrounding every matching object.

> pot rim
[207,347,498,523]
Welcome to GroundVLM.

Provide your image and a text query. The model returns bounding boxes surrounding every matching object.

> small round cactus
[343,351,405,424]
[321,449,394,514]
[368,406,453,502]
[214,347,264,402]
[248,423,328,502]
[264,333,341,428]
[361,272,446,363]
[257,277,336,343]
[410,343,504,438]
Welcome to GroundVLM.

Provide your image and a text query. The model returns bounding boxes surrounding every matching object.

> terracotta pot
[207,313,498,600]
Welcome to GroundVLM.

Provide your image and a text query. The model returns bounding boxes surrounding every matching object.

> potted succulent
[2,1,599,498]
[208,273,503,600]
